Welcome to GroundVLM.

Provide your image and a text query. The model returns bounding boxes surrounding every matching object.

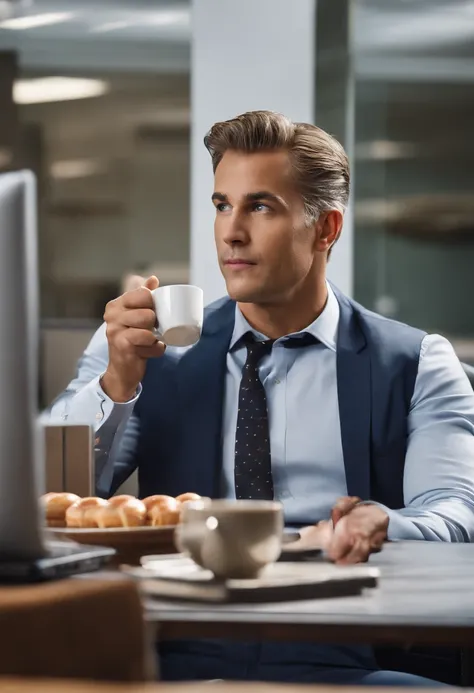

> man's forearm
[376,495,474,542]
[399,334,474,543]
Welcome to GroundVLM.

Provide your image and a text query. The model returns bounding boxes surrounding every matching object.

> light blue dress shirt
[221,285,346,525]
[49,286,474,542]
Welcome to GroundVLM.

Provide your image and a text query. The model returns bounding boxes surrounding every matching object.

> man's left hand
[298,500,389,564]
[327,502,389,564]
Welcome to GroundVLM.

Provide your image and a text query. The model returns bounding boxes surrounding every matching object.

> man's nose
[222,210,250,245]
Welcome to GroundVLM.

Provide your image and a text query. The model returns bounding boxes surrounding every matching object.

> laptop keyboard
[0,540,114,581]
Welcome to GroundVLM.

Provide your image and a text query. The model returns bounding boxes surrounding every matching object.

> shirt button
[274,378,281,385]
[95,412,103,421]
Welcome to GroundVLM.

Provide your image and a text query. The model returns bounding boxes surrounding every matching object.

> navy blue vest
[131,286,425,516]
[132,290,440,683]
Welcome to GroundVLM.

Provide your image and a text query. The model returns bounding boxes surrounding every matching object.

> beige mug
[174,499,283,580]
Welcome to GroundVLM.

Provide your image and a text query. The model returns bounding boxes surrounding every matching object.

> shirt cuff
[59,374,141,432]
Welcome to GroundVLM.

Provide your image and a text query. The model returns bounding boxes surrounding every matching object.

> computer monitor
[0,171,113,580]
[0,171,45,560]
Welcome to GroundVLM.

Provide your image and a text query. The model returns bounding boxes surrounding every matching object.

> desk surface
[144,541,474,645]
[0,681,456,693]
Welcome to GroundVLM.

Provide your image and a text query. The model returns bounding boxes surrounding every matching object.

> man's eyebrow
[211,191,288,207]
[245,191,288,208]
[245,191,279,202]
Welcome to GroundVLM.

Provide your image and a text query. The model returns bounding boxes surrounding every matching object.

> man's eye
[253,203,270,213]
[216,203,230,212]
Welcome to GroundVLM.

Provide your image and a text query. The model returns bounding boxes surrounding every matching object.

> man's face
[213,150,318,304]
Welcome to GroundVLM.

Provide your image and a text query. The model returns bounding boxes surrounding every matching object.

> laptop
[0,170,114,582]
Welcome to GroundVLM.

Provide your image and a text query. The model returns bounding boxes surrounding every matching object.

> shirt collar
[230,282,339,352]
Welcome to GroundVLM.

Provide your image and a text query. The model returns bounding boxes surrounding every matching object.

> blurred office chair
[0,578,155,681]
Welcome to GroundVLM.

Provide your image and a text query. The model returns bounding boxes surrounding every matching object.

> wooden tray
[127,555,380,603]
[49,526,178,566]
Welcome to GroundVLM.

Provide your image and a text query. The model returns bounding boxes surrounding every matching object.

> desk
[0,682,457,693]
[143,541,474,646]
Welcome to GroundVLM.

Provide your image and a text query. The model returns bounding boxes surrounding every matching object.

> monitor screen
[0,171,44,559]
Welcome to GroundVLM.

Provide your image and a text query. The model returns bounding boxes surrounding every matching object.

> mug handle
[174,515,220,566]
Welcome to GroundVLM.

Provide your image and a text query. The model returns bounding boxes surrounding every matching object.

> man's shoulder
[332,285,427,357]
[353,298,426,341]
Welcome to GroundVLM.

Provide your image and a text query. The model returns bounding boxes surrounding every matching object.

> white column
[191,0,317,304]
[314,0,354,297]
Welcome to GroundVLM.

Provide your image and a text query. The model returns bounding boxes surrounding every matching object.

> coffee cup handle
[194,516,221,551]
[152,312,164,341]
[175,516,220,565]
[198,516,224,571]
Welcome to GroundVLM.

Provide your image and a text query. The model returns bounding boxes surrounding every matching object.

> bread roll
[66,497,109,528]
[143,495,181,526]
[108,495,135,507]
[41,492,80,528]
[95,498,147,528]
[142,495,169,512]
[175,492,201,503]
[40,491,58,518]
[176,492,201,503]
[175,492,201,504]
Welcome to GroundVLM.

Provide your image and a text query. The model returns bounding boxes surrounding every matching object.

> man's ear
[314,210,343,254]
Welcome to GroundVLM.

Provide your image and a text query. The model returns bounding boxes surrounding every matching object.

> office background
[0,0,472,405]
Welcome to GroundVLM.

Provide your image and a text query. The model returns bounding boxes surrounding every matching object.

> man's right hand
[101,275,166,402]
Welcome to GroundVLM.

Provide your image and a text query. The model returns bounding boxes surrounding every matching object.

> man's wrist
[353,502,389,537]
[100,370,138,403]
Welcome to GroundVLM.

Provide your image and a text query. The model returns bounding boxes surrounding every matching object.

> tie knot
[244,335,274,366]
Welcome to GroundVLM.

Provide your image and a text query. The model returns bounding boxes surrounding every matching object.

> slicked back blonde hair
[204,110,350,224]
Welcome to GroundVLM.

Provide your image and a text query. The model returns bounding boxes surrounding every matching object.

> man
[50,110,474,685]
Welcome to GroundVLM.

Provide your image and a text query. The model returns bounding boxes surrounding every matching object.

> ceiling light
[14,77,109,105]
[0,12,74,30]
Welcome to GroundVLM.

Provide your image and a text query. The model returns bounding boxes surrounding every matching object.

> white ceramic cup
[151,284,204,347]
[175,499,284,579]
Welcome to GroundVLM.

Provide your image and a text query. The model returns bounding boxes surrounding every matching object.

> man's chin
[226,287,273,305]
[225,281,260,304]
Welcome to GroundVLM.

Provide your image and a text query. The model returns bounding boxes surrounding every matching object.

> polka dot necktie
[234,336,275,500]
[234,331,318,501]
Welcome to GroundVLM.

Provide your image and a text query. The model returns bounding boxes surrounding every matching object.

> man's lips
[224,259,256,266]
